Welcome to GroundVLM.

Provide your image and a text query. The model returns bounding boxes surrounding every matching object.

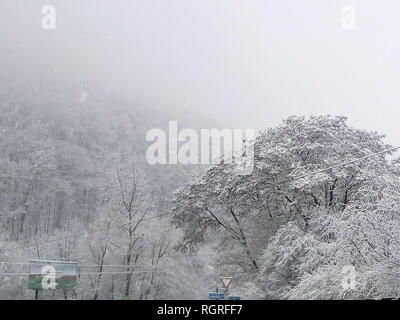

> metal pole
[35,289,39,300]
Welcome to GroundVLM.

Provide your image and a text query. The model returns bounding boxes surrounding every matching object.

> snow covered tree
[172,115,394,296]
[257,174,400,299]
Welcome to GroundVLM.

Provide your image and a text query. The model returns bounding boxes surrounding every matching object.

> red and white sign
[220,277,233,289]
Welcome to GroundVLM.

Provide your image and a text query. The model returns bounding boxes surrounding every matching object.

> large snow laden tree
[260,175,400,300]
[171,115,394,297]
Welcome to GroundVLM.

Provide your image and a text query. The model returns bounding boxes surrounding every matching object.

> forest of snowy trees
[0,75,211,300]
[1,72,400,299]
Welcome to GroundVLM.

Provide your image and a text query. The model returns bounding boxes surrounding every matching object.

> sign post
[28,259,78,293]
[220,276,232,299]
[220,277,232,290]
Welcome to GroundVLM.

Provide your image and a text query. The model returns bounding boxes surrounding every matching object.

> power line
[0,261,174,268]
[0,270,167,276]
[292,146,400,180]
[0,173,101,185]
[1,145,397,185]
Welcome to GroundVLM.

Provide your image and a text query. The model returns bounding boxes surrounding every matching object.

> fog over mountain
[2,0,400,144]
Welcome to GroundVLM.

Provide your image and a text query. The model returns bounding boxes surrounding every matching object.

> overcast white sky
[1,0,400,148]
